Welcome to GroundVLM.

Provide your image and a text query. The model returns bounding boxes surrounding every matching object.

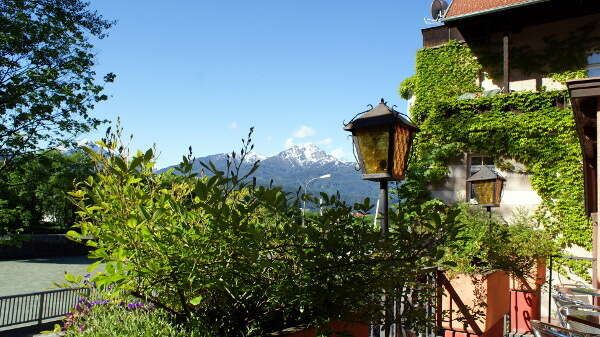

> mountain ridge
[160,144,378,204]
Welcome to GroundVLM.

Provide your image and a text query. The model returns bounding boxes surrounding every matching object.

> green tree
[69,129,459,337]
[0,0,114,172]
[0,150,94,235]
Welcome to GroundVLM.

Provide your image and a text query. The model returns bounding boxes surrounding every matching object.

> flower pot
[510,258,546,334]
[440,271,510,337]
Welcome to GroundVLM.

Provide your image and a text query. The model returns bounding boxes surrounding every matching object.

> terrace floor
[0,256,96,296]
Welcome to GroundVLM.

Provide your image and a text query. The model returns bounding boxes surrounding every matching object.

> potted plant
[439,204,555,337]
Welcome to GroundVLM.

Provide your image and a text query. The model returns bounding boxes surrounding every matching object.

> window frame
[586,52,600,78]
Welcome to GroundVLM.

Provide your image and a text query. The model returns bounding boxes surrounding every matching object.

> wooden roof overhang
[444,0,550,23]
[423,1,600,49]
[567,78,600,215]
[440,1,600,42]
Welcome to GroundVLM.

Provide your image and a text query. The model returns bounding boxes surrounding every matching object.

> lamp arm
[304,177,320,191]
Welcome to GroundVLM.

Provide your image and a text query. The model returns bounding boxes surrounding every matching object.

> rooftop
[444,0,549,21]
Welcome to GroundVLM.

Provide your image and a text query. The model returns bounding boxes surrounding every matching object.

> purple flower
[90,299,110,306]
[125,300,145,310]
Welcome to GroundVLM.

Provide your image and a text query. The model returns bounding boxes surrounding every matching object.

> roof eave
[442,0,551,23]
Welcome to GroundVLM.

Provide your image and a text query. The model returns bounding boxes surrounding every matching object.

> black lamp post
[344,99,418,235]
[467,165,505,212]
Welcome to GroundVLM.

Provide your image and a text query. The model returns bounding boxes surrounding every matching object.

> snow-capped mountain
[159,144,377,205]
[276,144,340,166]
[243,152,267,163]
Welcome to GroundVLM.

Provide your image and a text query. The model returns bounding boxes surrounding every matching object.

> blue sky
[89,1,432,167]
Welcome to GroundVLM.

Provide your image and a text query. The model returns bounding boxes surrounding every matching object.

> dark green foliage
[399,41,482,122]
[0,0,114,171]
[0,150,94,236]
[441,203,556,276]
[398,41,589,276]
[415,90,588,251]
[62,304,210,337]
[69,129,460,337]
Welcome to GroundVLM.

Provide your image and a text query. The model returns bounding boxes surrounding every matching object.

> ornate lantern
[467,165,505,207]
[343,99,418,181]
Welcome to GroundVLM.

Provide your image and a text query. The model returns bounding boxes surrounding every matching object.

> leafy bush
[0,150,94,237]
[442,203,557,276]
[62,302,208,337]
[68,128,459,336]
[398,40,589,277]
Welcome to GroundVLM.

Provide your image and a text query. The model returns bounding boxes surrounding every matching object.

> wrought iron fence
[0,287,90,329]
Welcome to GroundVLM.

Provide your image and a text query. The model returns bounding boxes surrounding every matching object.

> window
[467,155,495,202]
[587,53,600,78]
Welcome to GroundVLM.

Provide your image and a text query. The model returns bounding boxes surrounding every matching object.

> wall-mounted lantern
[467,165,505,209]
[344,99,418,235]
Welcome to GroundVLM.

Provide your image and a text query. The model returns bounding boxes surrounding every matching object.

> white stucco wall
[479,72,566,93]
[430,159,542,221]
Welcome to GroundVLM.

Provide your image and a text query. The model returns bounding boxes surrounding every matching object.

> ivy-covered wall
[398,41,591,258]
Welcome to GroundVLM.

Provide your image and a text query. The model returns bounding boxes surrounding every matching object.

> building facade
[399,4,600,329]
[406,0,600,221]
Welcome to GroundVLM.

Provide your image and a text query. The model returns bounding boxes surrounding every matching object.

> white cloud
[229,122,238,129]
[284,138,295,148]
[330,148,345,160]
[293,125,315,139]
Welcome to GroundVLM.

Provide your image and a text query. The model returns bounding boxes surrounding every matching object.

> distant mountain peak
[244,152,266,163]
[157,143,376,204]
[277,143,340,166]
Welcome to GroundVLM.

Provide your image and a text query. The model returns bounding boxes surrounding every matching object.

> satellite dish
[431,0,449,21]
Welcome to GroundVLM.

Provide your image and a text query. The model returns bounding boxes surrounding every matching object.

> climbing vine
[400,41,482,122]
[398,41,591,275]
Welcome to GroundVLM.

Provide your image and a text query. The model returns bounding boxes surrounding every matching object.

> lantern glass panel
[392,123,412,180]
[472,180,496,205]
[355,127,390,175]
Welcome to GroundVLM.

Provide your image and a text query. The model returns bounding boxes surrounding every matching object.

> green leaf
[66,230,81,241]
[126,217,137,228]
[64,273,82,284]
[189,296,203,306]
[87,260,102,272]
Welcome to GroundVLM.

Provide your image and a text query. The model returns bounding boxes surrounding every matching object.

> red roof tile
[445,0,547,20]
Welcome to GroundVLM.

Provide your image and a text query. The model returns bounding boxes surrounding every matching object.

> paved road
[0,256,96,296]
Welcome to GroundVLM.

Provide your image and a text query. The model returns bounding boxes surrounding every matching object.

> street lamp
[344,99,418,235]
[303,174,332,225]
[467,165,505,211]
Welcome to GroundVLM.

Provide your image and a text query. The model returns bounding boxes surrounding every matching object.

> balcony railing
[0,287,90,329]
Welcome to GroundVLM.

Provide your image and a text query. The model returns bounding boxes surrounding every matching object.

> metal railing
[0,287,90,329]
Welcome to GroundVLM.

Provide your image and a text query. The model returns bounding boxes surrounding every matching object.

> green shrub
[62,304,209,337]
[398,41,590,278]
[68,128,460,336]
[442,203,557,276]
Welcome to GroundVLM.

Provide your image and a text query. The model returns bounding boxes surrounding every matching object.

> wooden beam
[465,153,471,202]
[593,213,599,303]
[436,272,443,334]
[595,97,600,302]
[503,34,510,93]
